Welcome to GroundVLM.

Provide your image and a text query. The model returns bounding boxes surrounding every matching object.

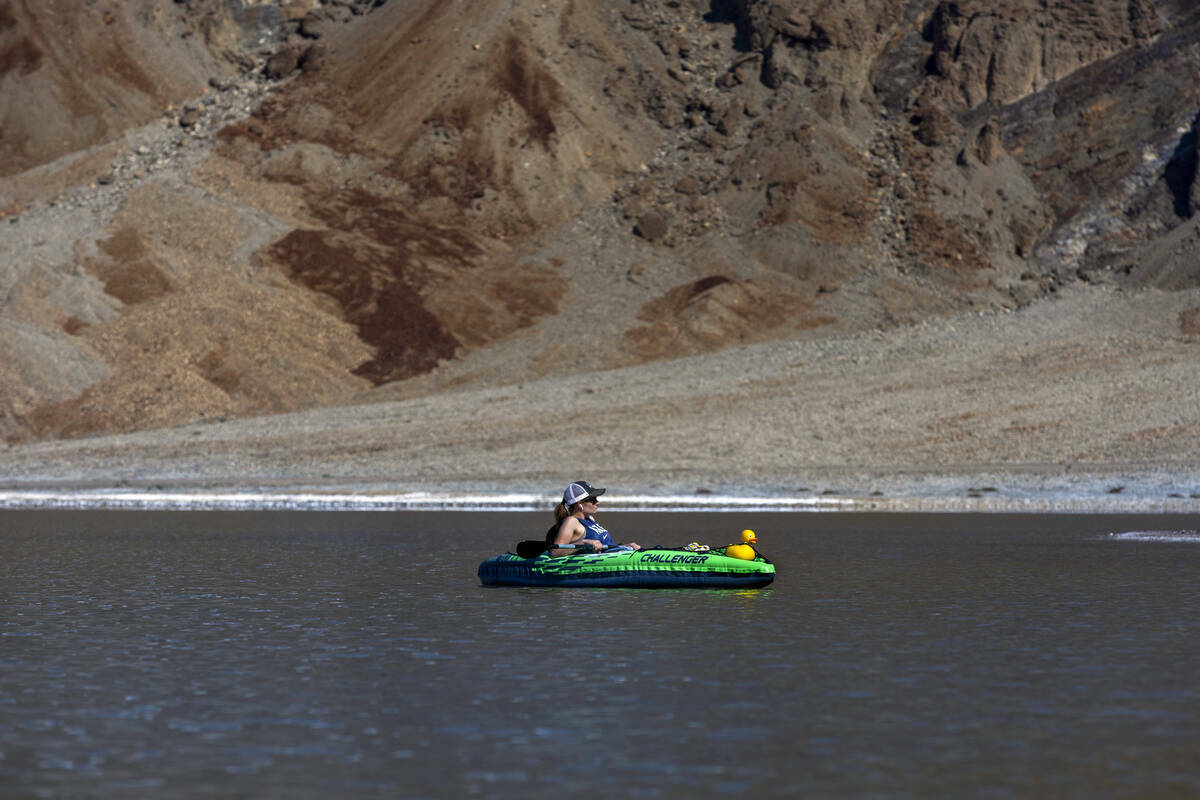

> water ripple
[1110,530,1200,542]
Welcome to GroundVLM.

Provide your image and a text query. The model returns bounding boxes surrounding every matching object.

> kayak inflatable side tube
[477,549,775,589]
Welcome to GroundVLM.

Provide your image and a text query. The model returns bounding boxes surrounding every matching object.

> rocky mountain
[2,0,1199,447]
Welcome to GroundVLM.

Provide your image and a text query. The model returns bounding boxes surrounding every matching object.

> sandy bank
[2,285,1198,513]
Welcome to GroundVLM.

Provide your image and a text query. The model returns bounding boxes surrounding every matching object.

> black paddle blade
[515,540,550,558]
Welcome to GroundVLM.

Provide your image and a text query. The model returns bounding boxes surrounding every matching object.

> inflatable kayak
[478,546,775,589]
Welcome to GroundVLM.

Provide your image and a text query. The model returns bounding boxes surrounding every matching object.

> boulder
[674,175,702,196]
[635,211,670,242]
[300,44,327,73]
[914,102,958,147]
[973,118,1005,165]
[282,0,320,22]
[264,48,300,79]
[179,107,202,128]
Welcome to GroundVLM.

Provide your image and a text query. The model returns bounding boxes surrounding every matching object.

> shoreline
[3,479,1199,514]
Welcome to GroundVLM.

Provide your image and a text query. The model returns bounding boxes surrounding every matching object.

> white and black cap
[563,481,605,507]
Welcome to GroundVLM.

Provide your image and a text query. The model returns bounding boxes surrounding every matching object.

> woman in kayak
[547,481,641,556]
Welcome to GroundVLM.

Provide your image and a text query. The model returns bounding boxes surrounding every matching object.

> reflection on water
[2,510,1199,798]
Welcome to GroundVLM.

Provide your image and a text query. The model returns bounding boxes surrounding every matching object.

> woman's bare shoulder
[555,516,583,539]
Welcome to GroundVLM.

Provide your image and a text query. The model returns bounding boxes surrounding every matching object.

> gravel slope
[2,284,1198,510]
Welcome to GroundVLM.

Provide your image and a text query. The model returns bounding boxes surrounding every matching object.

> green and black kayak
[478,546,775,589]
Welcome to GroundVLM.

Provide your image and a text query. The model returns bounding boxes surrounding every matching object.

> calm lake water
[2,510,1198,798]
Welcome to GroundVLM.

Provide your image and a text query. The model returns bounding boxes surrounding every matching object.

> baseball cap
[563,481,606,506]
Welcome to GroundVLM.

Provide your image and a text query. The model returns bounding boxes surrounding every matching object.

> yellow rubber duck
[725,529,758,560]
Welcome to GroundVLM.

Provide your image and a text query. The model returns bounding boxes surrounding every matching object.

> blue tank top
[580,517,614,547]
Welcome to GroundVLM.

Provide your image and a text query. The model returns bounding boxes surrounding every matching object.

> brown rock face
[921,0,1163,108]
[0,0,242,177]
[3,0,1200,444]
